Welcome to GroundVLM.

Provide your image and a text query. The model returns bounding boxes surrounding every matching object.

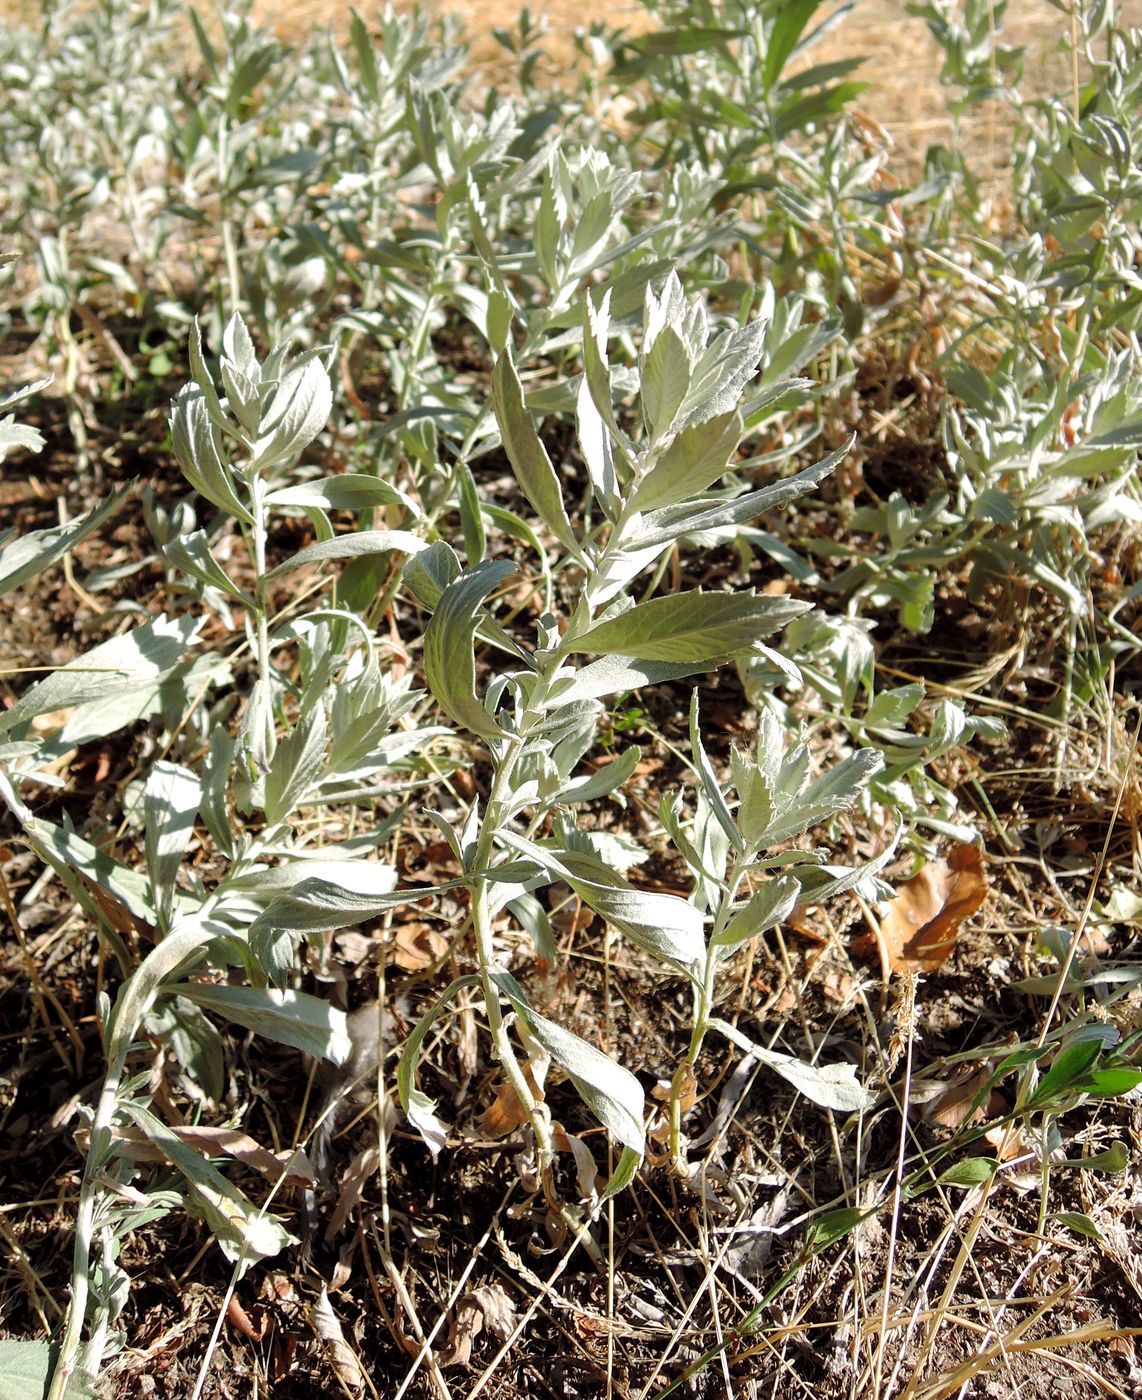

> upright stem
[47,1043,129,1400]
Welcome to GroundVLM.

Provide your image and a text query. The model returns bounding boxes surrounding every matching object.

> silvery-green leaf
[253,356,332,469]
[583,289,622,438]
[794,840,899,906]
[558,744,641,805]
[0,373,52,466]
[106,912,235,1047]
[0,374,52,415]
[187,318,232,434]
[760,749,882,845]
[423,561,517,741]
[14,811,160,929]
[0,484,130,598]
[641,325,691,440]
[731,743,776,848]
[689,692,744,854]
[402,539,461,610]
[0,613,201,736]
[680,318,767,429]
[176,985,351,1064]
[576,375,619,521]
[147,996,225,1102]
[637,437,851,549]
[263,705,326,824]
[714,875,800,949]
[507,892,558,963]
[712,1019,874,1112]
[144,762,202,928]
[163,529,254,605]
[266,474,417,516]
[250,863,439,938]
[492,349,580,557]
[550,653,732,705]
[220,359,261,435]
[267,528,424,578]
[397,975,481,1157]
[865,684,925,728]
[585,536,673,608]
[643,269,687,356]
[0,417,43,461]
[221,311,259,379]
[491,970,644,1155]
[56,650,226,748]
[0,1339,91,1400]
[571,590,810,663]
[170,385,253,524]
[630,410,742,514]
[503,835,705,969]
[122,1100,294,1268]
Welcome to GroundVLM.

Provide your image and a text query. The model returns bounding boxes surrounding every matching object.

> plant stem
[47,1042,129,1400]
[469,732,557,1191]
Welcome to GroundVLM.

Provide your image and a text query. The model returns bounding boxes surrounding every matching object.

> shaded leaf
[423,561,517,741]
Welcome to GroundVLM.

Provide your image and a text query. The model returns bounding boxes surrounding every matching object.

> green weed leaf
[423,560,518,741]
[176,985,351,1065]
[572,591,810,663]
[492,970,645,1156]
[492,349,580,557]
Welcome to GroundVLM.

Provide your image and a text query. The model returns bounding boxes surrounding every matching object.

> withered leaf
[856,844,988,973]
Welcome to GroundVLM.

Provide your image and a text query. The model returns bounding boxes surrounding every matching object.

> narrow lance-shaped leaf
[759,748,883,846]
[491,349,581,558]
[550,653,734,705]
[0,484,131,599]
[164,529,254,605]
[629,409,743,514]
[491,970,645,1157]
[253,356,332,470]
[249,864,466,939]
[712,1018,874,1112]
[122,1100,293,1268]
[144,762,202,929]
[176,985,351,1064]
[0,613,201,736]
[636,437,853,550]
[576,375,620,521]
[267,529,425,579]
[397,975,481,1157]
[170,386,254,524]
[263,704,327,824]
[641,325,692,441]
[714,875,801,949]
[690,691,744,854]
[187,317,232,435]
[571,590,811,663]
[502,834,706,970]
[266,475,417,515]
[423,561,517,742]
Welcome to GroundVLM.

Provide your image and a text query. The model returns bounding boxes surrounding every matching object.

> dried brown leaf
[857,844,988,973]
[442,1284,516,1368]
[391,920,449,971]
[310,1285,365,1392]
